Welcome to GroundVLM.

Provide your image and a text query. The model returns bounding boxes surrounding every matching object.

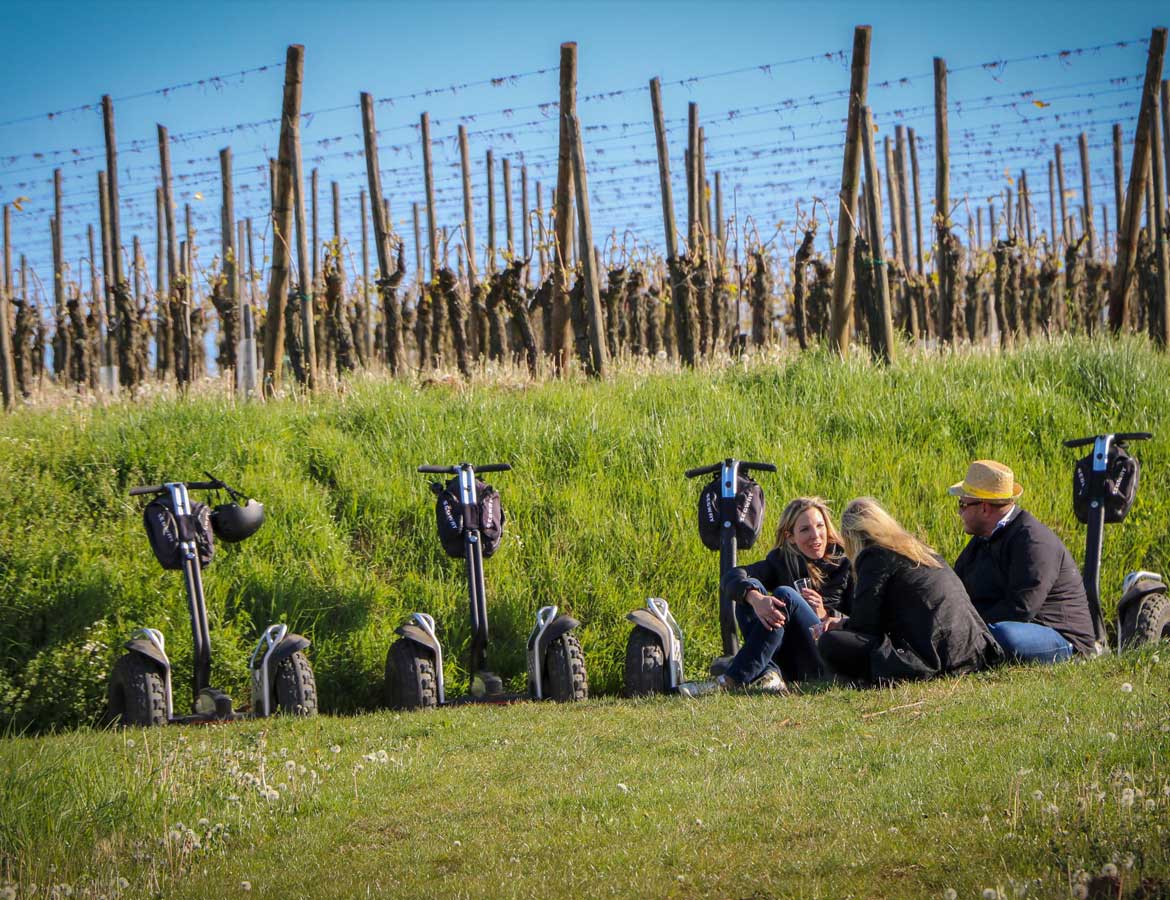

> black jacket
[953,508,1095,655]
[721,544,854,615]
[845,545,1002,679]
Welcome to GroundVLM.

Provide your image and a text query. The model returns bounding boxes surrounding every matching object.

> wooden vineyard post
[360,92,404,374]
[551,42,577,372]
[458,125,480,353]
[1020,171,1033,247]
[1150,89,1170,347]
[909,127,925,279]
[360,190,372,366]
[565,112,607,377]
[521,165,530,266]
[829,25,872,356]
[0,205,13,409]
[1162,80,1170,209]
[714,170,725,263]
[290,72,317,391]
[220,147,238,387]
[934,56,957,345]
[883,136,905,277]
[860,107,896,362]
[650,76,693,365]
[1047,161,1057,247]
[486,150,496,275]
[52,171,67,380]
[421,113,438,285]
[1078,133,1096,259]
[1113,123,1125,251]
[502,157,514,258]
[1055,143,1070,248]
[160,126,182,383]
[102,95,135,389]
[1110,27,1168,332]
[536,180,547,281]
[262,45,304,394]
[97,172,117,389]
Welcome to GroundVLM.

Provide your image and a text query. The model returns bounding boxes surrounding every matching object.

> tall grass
[1,337,1167,730]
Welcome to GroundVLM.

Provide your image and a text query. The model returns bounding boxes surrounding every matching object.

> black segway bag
[1073,442,1139,524]
[697,472,765,552]
[435,477,506,559]
[143,496,215,570]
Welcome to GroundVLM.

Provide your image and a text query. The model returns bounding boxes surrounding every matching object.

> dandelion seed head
[1121,682,1133,693]
[1121,788,1136,807]
[943,890,957,900]
[1031,790,1044,801]
[1101,863,1119,877]
[1106,732,1118,742]
[329,744,341,754]
[983,889,999,899]
[240,882,251,892]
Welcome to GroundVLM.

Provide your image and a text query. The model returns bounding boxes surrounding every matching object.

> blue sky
[0,0,1164,290]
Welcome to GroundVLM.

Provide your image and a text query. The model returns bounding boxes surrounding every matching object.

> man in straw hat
[950,459,1095,662]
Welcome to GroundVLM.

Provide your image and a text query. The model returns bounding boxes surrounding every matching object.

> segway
[624,458,774,696]
[384,462,587,710]
[105,477,317,726]
[1063,432,1168,651]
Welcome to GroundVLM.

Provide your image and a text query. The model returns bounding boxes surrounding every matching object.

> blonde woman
[818,498,1001,683]
[718,497,854,689]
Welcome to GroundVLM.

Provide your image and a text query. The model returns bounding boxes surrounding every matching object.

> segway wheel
[1120,594,1170,649]
[545,632,588,702]
[624,627,667,697]
[274,650,318,716]
[106,653,167,727]
[384,639,439,711]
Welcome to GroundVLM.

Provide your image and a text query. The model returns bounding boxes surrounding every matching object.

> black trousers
[818,629,883,681]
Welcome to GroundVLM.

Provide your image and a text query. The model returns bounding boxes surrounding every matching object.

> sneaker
[748,669,788,694]
[713,673,743,691]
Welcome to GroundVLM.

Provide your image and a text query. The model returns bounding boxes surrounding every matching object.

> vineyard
[0,26,1168,405]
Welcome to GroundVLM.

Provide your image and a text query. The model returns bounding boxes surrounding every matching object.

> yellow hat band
[958,482,1015,500]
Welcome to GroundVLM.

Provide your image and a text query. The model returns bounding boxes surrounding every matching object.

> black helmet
[211,498,265,542]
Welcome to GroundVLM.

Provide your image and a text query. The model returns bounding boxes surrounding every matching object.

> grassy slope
[0,653,1167,899]
[0,338,1168,733]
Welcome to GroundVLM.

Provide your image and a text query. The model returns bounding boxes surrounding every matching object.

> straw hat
[948,459,1024,501]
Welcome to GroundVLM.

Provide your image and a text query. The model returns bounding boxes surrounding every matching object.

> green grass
[1,337,1169,897]
[1,653,1168,898]
[0,337,1168,731]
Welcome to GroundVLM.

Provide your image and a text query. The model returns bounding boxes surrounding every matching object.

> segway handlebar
[1063,432,1152,449]
[130,480,222,496]
[684,460,777,479]
[417,463,512,475]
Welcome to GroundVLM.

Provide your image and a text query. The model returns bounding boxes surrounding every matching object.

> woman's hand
[822,615,845,632]
[746,589,787,631]
[800,587,826,620]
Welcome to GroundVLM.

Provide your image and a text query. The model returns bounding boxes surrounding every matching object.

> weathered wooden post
[360,189,372,365]
[908,127,924,278]
[96,172,117,391]
[521,164,530,266]
[458,125,480,355]
[52,171,68,380]
[829,26,872,355]
[290,78,317,390]
[361,92,404,373]
[262,45,304,394]
[1020,171,1034,247]
[1113,124,1125,248]
[551,42,577,371]
[1077,133,1096,259]
[1162,80,1170,208]
[1054,143,1070,248]
[102,95,136,388]
[0,205,13,409]
[486,150,496,275]
[503,156,514,258]
[1150,89,1169,347]
[883,136,904,273]
[566,112,607,377]
[860,107,895,362]
[1109,28,1168,332]
[934,55,955,344]
[650,77,694,365]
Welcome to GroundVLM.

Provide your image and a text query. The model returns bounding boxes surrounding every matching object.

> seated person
[818,497,1002,683]
[950,459,1095,662]
[718,496,854,690]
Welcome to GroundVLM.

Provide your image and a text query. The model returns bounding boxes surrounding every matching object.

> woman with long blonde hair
[718,496,854,690]
[819,498,1001,683]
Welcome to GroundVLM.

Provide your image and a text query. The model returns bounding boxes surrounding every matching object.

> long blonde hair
[839,497,941,568]
[773,496,846,588]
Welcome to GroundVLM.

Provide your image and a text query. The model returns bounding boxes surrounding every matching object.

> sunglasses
[957,499,982,510]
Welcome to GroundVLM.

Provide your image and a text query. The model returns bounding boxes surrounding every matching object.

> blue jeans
[989,621,1074,664]
[726,587,824,684]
